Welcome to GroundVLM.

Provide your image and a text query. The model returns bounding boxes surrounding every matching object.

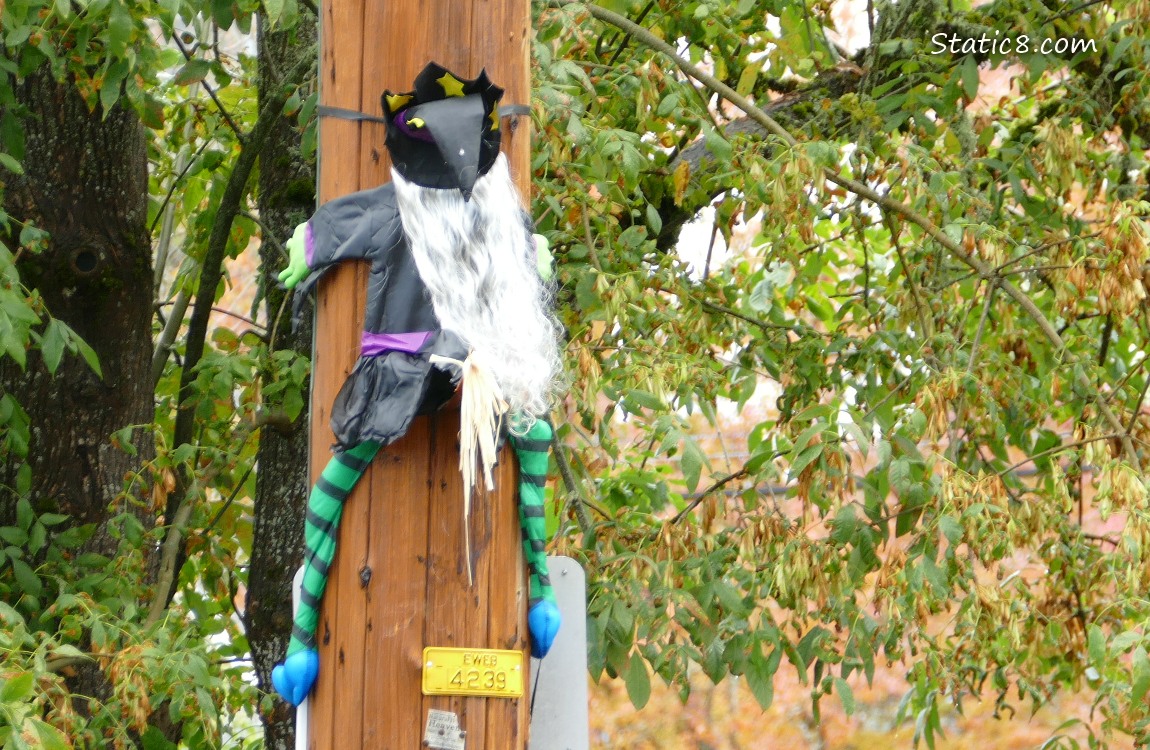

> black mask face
[381,63,505,200]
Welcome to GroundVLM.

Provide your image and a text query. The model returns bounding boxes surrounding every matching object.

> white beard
[393,154,561,429]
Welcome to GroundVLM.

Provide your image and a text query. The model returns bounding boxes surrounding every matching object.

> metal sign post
[528,556,590,750]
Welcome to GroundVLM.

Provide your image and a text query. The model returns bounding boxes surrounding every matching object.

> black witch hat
[381,63,505,200]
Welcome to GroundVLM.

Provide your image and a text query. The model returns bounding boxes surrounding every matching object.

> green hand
[533,233,554,281]
[278,223,310,289]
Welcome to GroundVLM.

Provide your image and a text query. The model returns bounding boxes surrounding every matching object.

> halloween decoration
[271,63,563,707]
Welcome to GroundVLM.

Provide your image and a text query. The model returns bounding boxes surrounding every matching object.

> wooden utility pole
[307,0,532,747]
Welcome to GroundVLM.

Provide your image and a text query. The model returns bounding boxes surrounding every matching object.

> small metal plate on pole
[528,556,589,750]
[423,709,466,750]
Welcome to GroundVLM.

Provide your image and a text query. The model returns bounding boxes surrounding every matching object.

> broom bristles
[430,352,508,585]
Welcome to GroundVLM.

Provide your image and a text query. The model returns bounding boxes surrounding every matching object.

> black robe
[292,182,471,450]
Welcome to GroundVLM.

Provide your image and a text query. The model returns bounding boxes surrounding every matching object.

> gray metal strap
[317,103,530,123]
[316,105,388,123]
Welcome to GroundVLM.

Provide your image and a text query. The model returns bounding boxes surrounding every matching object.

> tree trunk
[247,16,317,750]
[0,65,155,714]
[0,66,155,553]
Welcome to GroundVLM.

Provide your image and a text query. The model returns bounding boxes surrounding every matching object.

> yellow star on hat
[437,72,466,97]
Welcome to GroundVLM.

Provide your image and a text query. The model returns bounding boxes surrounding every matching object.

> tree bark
[247,15,317,750]
[0,64,156,715]
[0,66,155,552]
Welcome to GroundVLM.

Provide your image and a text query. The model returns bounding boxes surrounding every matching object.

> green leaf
[889,457,911,492]
[106,1,133,57]
[1110,630,1140,652]
[1087,624,1105,666]
[830,504,859,545]
[745,648,779,709]
[1131,647,1150,704]
[102,60,130,113]
[940,223,963,247]
[704,126,732,162]
[792,403,833,423]
[73,335,102,378]
[627,389,665,411]
[141,726,179,750]
[842,421,870,457]
[263,0,285,25]
[0,672,34,702]
[52,526,89,549]
[0,526,26,545]
[645,203,662,235]
[834,676,855,715]
[0,152,23,175]
[141,94,166,129]
[791,421,825,454]
[0,601,22,624]
[11,558,41,596]
[960,56,980,102]
[16,498,33,531]
[619,144,644,186]
[282,388,304,422]
[15,464,30,496]
[173,59,213,86]
[736,61,761,97]
[50,644,86,660]
[938,515,962,545]
[681,437,708,494]
[618,225,647,249]
[40,319,66,374]
[27,523,45,554]
[919,557,948,594]
[624,654,650,709]
[748,279,773,313]
[30,719,69,750]
[788,443,823,480]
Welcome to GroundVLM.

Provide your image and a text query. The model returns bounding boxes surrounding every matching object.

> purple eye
[394,110,435,142]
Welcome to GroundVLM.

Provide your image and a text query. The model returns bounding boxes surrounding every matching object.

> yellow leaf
[673,161,691,207]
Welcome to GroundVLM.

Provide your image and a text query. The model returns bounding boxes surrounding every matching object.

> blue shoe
[272,649,319,705]
[528,600,561,658]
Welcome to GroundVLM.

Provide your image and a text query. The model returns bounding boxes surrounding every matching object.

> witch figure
[271,62,563,706]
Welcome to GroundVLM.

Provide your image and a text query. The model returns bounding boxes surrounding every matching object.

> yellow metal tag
[422,647,525,698]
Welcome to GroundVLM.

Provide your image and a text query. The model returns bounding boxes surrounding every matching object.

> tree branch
[565,0,1139,465]
[145,482,197,627]
[172,35,243,138]
[173,48,315,452]
[966,282,996,375]
[996,433,1121,479]
[152,288,190,385]
[550,432,597,542]
[45,654,95,674]
[672,468,750,524]
[892,230,933,340]
[159,49,316,618]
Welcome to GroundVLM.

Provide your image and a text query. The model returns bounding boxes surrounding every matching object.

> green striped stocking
[288,440,380,657]
[510,419,561,657]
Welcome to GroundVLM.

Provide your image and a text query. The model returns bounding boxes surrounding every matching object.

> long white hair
[393,154,562,430]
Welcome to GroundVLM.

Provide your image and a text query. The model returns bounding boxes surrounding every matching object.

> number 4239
[451,669,508,691]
